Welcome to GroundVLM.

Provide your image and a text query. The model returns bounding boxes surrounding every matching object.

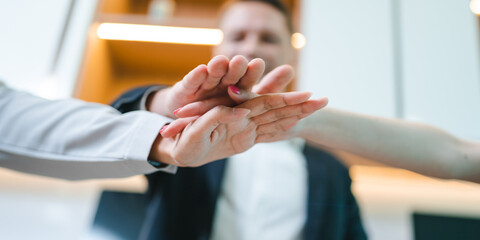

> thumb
[228,85,259,104]
[253,65,294,94]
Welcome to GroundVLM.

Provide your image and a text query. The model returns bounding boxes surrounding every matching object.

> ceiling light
[97,23,223,45]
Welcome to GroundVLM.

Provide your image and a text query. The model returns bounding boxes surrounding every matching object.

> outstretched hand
[163,57,328,140]
[147,55,264,118]
[150,91,328,167]
[147,55,328,167]
[173,64,295,118]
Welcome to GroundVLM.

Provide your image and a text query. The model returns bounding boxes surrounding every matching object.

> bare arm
[177,65,480,183]
[296,108,480,183]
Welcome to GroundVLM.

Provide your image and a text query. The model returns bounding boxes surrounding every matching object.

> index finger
[253,65,294,94]
[236,58,265,91]
[237,91,312,117]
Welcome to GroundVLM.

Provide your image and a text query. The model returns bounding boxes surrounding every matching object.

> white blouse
[212,139,307,240]
[0,82,175,180]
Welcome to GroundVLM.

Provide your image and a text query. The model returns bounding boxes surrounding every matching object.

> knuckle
[274,109,288,119]
[250,115,261,125]
[247,121,257,131]
[263,96,278,110]
[256,125,268,135]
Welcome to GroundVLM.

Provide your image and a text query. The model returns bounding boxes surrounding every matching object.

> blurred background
[0,0,479,239]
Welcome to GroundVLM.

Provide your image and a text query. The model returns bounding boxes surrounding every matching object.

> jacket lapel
[141,159,227,240]
[303,145,329,240]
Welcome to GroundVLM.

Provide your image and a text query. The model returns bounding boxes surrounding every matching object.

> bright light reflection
[291,32,306,49]
[470,0,480,15]
[97,23,223,45]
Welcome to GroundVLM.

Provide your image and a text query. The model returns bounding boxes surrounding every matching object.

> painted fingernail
[159,125,168,134]
[173,107,182,116]
[229,85,241,95]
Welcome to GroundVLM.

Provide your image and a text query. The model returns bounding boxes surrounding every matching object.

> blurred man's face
[214,2,294,75]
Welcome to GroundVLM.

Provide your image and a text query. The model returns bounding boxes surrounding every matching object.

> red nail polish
[159,125,168,134]
[229,85,241,95]
[173,107,182,115]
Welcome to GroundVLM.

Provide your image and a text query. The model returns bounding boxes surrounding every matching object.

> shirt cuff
[139,86,167,111]
[124,111,177,174]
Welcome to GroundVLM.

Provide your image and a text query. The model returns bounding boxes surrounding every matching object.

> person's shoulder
[111,85,155,105]
[111,85,164,112]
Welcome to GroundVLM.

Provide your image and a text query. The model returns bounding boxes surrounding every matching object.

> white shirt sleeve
[0,82,176,180]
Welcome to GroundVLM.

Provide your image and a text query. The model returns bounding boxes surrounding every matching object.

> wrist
[147,88,173,118]
[148,132,172,165]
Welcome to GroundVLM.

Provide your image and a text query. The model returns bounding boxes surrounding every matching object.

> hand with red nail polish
[146,55,265,119]
[153,91,329,167]
[228,85,241,95]
[149,106,252,167]
[173,64,295,119]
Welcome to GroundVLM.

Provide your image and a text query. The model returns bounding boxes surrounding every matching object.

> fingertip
[231,56,249,72]
[284,91,312,105]
[192,64,208,76]
[254,64,294,94]
[279,64,295,74]
[183,64,208,86]
[249,58,266,73]
[311,97,329,110]
[208,55,229,69]
[211,55,229,62]
[173,107,182,116]
[160,123,181,138]
[220,56,249,86]
[237,58,266,90]
[279,65,295,81]
[250,58,266,66]
[159,125,168,134]
[160,128,173,138]
[321,97,329,107]
[174,103,197,118]
[228,85,241,95]
[232,55,248,64]
[207,56,229,81]
[228,85,250,104]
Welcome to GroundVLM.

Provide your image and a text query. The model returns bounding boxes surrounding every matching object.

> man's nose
[239,37,261,60]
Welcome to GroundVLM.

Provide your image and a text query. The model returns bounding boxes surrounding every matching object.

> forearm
[297,108,480,182]
[0,85,174,180]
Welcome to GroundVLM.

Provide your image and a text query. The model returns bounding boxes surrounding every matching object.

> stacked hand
[149,56,328,167]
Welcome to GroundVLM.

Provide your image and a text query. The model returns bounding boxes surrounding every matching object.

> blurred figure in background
[211,0,480,184]
[114,0,367,239]
[177,0,480,183]
[185,0,480,182]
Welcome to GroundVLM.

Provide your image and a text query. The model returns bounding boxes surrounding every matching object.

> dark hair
[219,0,294,33]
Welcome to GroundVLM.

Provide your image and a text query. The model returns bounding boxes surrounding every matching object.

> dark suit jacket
[112,86,368,240]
